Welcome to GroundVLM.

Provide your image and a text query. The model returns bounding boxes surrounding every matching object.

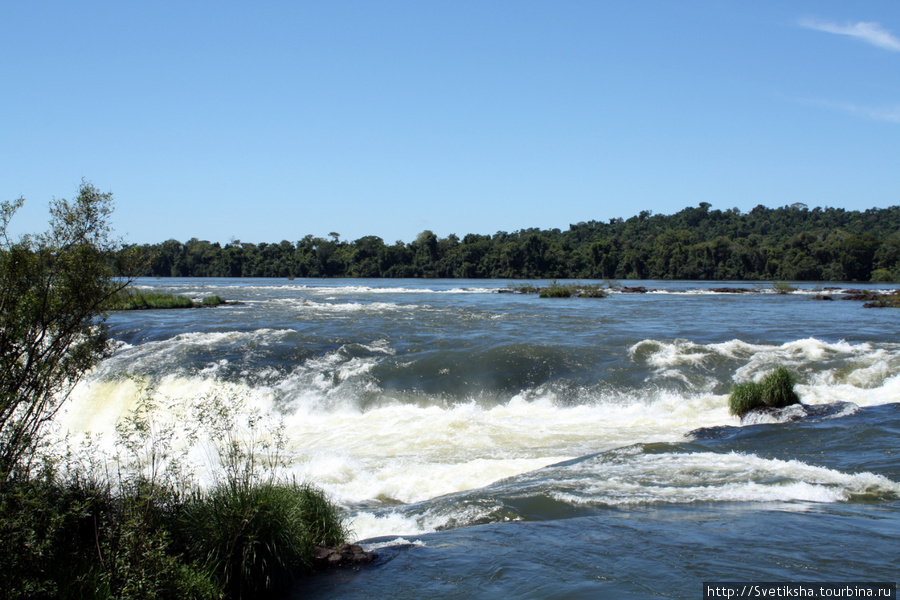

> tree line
[125,203,900,281]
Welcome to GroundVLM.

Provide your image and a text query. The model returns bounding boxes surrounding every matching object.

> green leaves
[0,182,129,485]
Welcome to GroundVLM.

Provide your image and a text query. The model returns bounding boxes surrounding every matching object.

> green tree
[0,182,130,485]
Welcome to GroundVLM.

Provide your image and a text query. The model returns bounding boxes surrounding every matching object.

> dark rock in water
[842,293,880,301]
[710,287,753,293]
[811,294,834,301]
[313,544,377,570]
[620,286,648,293]
[864,300,898,308]
[688,425,738,440]
[740,404,808,425]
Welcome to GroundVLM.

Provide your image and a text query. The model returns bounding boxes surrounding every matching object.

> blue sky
[2,1,898,245]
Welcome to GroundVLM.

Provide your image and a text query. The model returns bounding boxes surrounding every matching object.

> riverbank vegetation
[1,184,347,599]
[123,203,900,281]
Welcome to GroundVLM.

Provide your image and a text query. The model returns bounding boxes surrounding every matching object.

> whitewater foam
[543,450,900,506]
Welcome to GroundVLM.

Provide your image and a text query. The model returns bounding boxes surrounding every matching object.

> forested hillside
[126,203,900,281]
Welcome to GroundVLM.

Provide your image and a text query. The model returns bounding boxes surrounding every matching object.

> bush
[771,281,796,294]
[0,469,220,600]
[728,366,801,418]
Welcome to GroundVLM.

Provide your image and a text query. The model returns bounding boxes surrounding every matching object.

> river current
[58,278,899,599]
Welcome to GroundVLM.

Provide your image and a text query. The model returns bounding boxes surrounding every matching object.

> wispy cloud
[800,19,900,52]
[803,98,900,124]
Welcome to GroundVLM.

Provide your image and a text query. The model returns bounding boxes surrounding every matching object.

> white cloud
[800,19,900,52]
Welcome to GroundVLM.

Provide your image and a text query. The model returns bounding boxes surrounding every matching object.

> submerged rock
[741,403,808,425]
[842,293,881,301]
[710,287,754,293]
[620,286,649,293]
[313,544,377,570]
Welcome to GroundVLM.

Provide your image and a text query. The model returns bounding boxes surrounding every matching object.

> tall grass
[729,366,800,418]
[0,389,348,600]
[179,481,346,599]
[108,291,227,310]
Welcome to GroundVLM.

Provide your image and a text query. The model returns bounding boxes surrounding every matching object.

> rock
[313,544,377,570]
[620,286,648,293]
[842,293,880,301]
[710,287,753,293]
[811,294,834,300]
[741,403,807,424]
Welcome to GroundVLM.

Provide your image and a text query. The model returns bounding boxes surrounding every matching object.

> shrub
[771,281,796,294]
[0,468,220,600]
[0,182,133,486]
[728,366,801,418]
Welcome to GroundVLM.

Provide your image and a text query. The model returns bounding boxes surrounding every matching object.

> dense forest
[125,203,900,281]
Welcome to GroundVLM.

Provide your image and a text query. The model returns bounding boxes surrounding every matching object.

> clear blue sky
[2,0,898,245]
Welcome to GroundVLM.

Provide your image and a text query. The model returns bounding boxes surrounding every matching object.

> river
[58,278,900,599]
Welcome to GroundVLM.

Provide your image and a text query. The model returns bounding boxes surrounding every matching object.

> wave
[54,331,900,543]
[136,282,499,295]
[273,298,424,314]
[346,436,900,541]
[538,446,899,505]
[630,337,900,406]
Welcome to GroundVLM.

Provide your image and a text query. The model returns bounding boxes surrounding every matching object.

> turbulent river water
[58,278,899,599]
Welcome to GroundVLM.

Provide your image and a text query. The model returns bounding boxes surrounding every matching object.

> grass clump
[108,290,228,310]
[506,281,610,298]
[578,284,609,298]
[539,281,576,298]
[538,281,609,298]
[181,481,346,599]
[504,283,541,294]
[729,366,801,418]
